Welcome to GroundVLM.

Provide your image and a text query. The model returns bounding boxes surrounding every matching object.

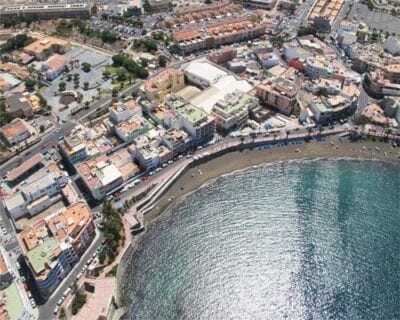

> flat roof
[26,237,58,274]
[190,75,252,113]
[3,282,24,320]
[184,60,227,86]
[7,153,43,181]
[4,192,25,211]
[21,174,55,196]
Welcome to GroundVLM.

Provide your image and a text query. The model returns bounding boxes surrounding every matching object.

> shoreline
[115,137,399,317]
[143,138,399,223]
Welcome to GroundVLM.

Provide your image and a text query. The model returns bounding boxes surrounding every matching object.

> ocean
[121,160,400,320]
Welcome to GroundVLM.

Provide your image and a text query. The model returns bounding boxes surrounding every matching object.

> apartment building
[208,47,237,65]
[133,144,172,170]
[76,156,124,201]
[165,2,242,27]
[384,64,400,84]
[160,128,192,156]
[19,201,95,299]
[4,165,69,220]
[144,68,185,102]
[19,220,71,299]
[165,96,216,143]
[304,56,334,78]
[58,124,113,165]
[211,91,258,132]
[256,77,299,115]
[109,99,142,124]
[115,114,152,143]
[308,95,352,124]
[364,69,400,98]
[172,17,266,54]
[308,0,344,32]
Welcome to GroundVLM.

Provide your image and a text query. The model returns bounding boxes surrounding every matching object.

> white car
[54,306,59,315]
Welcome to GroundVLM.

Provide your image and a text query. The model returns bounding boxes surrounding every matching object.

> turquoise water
[122,160,400,320]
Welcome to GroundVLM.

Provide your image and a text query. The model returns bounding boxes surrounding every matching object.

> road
[38,232,104,320]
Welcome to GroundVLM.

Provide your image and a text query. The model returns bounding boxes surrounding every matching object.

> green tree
[143,0,152,13]
[59,307,66,320]
[83,81,89,90]
[103,70,111,79]
[140,58,149,67]
[59,81,66,91]
[158,55,167,67]
[39,125,45,133]
[82,62,91,72]
[24,79,36,91]
[116,69,127,82]
[112,87,119,97]
[71,292,87,315]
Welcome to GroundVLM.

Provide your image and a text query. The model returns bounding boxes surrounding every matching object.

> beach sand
[144,137,400,222]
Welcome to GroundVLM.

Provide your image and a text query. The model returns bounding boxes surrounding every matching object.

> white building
[4,171,69,220]
[109,100,142,124]
[305,56,333,78]
[184,59,227,88]
[384,37,400,56]
[189,75,253,113]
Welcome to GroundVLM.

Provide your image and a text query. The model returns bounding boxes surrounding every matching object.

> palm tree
[273,133,277,141]
[240,136,245,144]
[286,130,290,140]
[318,126,324,136]
[307,127,313,137]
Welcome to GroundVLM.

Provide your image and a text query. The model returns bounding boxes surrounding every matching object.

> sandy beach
[144,137,400,222]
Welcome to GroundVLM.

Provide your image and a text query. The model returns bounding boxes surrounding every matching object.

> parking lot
[348,3,400,36]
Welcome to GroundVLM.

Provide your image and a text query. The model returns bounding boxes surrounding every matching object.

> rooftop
[111,99,140,114]
[116,114,150,137]
[43,54,71,71]
[1,118,29,140]
[190,74,252,113]
[26,237,58,274]
[172,29,200,42]
[7,153,43,181]
[24,36,69,55]
[144,68,183,92]
[77,156,123,189]
[47,202,92,243]
[184,60,227,86]
[212,91,254,117]
[2,282,25,320]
